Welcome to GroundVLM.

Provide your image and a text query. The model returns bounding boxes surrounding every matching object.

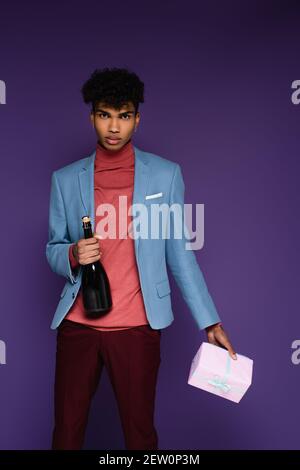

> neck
[95,138,134,170]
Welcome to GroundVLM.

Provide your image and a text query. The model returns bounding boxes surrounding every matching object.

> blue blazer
[46,145,221,330]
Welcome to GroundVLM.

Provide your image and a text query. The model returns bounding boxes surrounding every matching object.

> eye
[121,114,130,119]
[97,113,108,118]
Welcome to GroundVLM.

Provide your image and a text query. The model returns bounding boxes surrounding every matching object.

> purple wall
[0,0,299,449]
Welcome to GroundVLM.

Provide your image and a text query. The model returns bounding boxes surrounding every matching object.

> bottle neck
[83,225,93,239]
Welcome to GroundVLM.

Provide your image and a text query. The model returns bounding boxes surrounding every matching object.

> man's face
[90,101,140,151]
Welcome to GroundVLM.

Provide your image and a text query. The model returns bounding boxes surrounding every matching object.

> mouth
[105,137,121,145]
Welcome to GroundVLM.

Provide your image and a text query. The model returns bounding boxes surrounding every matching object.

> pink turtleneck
[64,139,149,331]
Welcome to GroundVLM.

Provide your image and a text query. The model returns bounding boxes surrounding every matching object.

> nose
[108,117,120,133]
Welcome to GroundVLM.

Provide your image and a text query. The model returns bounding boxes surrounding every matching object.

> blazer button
[72,293,75,298]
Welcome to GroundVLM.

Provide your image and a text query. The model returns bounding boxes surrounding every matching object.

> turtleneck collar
[94,138,134,171]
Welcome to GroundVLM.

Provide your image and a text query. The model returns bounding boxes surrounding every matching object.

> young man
[46,67,236,450]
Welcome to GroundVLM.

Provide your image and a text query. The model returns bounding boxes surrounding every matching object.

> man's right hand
[72,234,103,265]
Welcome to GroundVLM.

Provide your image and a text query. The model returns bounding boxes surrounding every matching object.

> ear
[90,112,95,128]
[135,111,140,128]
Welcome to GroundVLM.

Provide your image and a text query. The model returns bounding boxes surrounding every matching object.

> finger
[82,238,99,245]
[206,332,218,346]
[208,338,219,346]
[82,248,100,257]
[93,233,103,240]
[82,254,101,264]
[81,252,99,261]
[224,341,237,360]
[85,248,100,255]
[214,338,225,348]
[216,331,237,360]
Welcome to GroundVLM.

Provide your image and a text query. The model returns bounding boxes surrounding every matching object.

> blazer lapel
[132,146,150,258]
[78,152,96,230]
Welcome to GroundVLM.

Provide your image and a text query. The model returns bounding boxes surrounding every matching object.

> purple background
[0,0,299,450]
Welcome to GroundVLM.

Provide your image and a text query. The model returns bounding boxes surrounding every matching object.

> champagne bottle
[81,215,112,317]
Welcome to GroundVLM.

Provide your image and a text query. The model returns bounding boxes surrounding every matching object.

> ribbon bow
[206,352,232,393]
[207,375,231,393]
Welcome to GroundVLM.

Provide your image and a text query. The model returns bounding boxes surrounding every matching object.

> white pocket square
[145,192,163,200]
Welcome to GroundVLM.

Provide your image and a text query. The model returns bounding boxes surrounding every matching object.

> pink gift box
[187,342,253,403]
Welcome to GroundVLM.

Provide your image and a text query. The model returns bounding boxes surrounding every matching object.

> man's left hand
[205,323,237,360]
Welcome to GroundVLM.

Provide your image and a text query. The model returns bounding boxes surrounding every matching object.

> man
[46,67,236,450]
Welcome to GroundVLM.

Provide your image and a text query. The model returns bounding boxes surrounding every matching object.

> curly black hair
[81,67,144,114]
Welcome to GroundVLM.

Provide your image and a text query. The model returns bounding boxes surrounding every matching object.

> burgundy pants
[51,319,161,450]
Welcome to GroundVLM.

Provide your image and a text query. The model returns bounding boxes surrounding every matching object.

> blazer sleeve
[45,171,81,284]
[165,163,221,330]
